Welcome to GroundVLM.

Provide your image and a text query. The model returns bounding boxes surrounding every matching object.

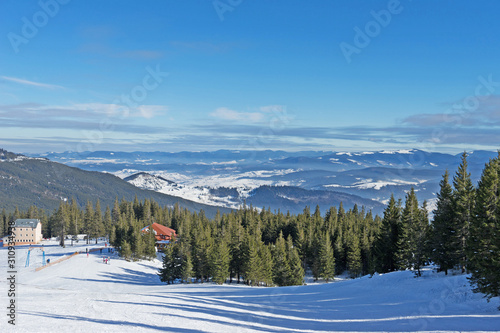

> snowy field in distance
[1,240,499,333]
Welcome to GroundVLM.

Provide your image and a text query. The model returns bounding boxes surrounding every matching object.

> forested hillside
[0,150,227,216]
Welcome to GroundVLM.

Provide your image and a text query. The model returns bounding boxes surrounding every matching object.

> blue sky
[1,0,499,154]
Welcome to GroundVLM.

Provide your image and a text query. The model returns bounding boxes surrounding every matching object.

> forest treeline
[1,152,498,300]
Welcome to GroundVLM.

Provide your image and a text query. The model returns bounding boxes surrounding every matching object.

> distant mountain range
[0,149,229,216]
[31,149,499,215]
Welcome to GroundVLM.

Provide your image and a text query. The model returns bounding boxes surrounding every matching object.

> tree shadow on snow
[64,267,162,286]
[20,310,200,332]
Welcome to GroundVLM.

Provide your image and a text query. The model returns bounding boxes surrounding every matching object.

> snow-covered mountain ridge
[33,149,498,214]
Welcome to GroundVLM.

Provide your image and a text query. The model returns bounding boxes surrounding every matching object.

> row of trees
[158,201,382,286]
[373,152,500,301]
[432,152,499,300]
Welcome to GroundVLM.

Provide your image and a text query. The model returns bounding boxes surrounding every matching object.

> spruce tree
[467,153,500,300]
[319,233,335,282]
[430,170,456,274]
[92,199,104,244]
[411,201,429,276]
[272,232,291,286]
[397,188,421,271]
[346,230,362,278]
[286,235,305,285]
[0,209,6,236]
[55,201,69,247]
[158,244,175,284]
[243,239,261,286]
[210,237,231,285]
[452,152,475,272]
[68,198,79,237]
[103,206,112,241]
[259,244,274,286]
[120,239,132,260]
[83,201,94,244]
[374,194,401,273]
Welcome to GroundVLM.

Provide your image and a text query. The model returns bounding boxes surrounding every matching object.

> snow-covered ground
[1,240,499,332]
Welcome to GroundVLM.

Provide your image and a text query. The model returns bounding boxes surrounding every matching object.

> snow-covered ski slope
[1,240,499,333]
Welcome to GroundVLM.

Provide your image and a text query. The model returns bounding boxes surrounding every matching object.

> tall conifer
[467,153,500,300]
[430,170,456,274]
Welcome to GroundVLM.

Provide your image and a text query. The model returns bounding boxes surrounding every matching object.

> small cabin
[141,223,177,250]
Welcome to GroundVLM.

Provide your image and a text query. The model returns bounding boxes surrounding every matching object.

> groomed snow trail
[1,240,499,332]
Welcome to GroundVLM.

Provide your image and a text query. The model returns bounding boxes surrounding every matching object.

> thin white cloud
[259,105,286,113]
[1,76,64,90]
[210,107,264,123]
[136,105,168,119]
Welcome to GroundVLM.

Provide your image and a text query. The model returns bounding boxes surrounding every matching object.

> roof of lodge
[14,219,41,228]
[141,223,177,238]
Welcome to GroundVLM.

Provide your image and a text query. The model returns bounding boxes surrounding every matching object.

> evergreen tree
[0,208,6,236]
[112,197,121,225]
[92,199,104,244]
[55,201,69,247]
[210,236,231,285]
[374,194,401,273]
[259,244,274,286]
[120,239,132,260]
[286,235,305,285]
[452,152,475,272]
[411,201,429,276]
[272,232,291,286]
[242,236,261,286]
[83,201,94,244]
[158,244,175,284]
[397,188,421,271]
[430,170,456,274]
[103,206,112,241]
[467,153,500,300]
[318,233,335,281]
[68,198,79,237]
[346,230,362,278]
[179,241,193,283]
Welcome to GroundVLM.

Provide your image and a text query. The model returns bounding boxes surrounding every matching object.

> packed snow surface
[1,240,499,332]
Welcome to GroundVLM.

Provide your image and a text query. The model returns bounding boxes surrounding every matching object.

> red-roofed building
[141,223,177,250]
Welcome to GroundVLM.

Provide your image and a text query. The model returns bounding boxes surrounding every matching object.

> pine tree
[144,227,157,259]
[112,197,121,225]
[398,187,422,269]
[120,239,132,260]
[452,152,475,272]
[179,241,193,283]
[243,238,261,286]
[272,232,291,286]
[158,244,175,284]
[67,198,79,237]
[92,199,104,244]
[467,153,500,300]
[103,206,112,241]
[374,194,401,273]
[55,201,69,247]
[286,235,305,285]
[430,170,456,274]
[259,244,274,286]
[210,237,231,285]
[411,201,429,276]
[0,209,6,236]
[83,201,94,244]
[318,233,335,282]
[346,230,362,278]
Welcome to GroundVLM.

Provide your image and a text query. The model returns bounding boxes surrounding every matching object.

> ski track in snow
[1,240,499,333]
